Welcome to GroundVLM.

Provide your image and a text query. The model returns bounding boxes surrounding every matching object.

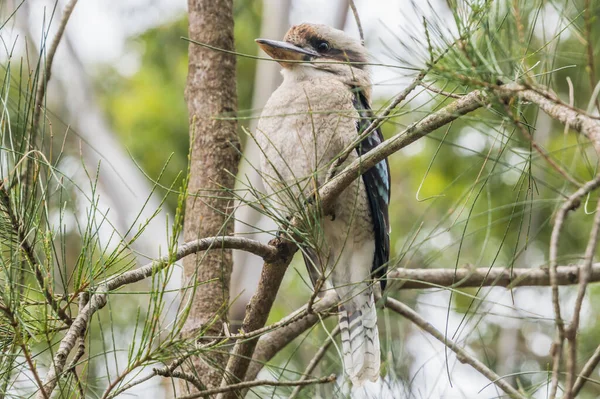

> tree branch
[547,176,600,399]
[384,297,526,399]
[106,357,195,399]
[244,292,339,384]
[517,86,600,152]
[573,343,600,396]
[289,326,340,399]
[321,84,600,215]
[348,0,364,46]
[32,0,78,137]
[565,195,600,399]
[37,236,275,398]
[244,262,600,383]
[178,374,335,399]
[218,237,297,396]
[0,183,72,326]
[388,264,600,289]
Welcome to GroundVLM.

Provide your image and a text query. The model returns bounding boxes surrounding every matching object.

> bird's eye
[317,41,330,52]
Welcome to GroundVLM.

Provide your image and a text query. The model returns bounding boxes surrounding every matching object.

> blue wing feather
[352,91,391,290]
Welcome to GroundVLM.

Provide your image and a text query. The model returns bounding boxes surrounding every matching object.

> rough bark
[180,0,240,393]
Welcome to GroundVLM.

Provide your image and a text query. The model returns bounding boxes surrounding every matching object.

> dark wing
[352,90,391,290]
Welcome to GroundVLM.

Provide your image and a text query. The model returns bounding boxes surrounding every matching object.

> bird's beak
[256,39,318,66]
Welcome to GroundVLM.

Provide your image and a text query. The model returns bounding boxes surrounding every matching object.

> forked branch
[37,236,278,398]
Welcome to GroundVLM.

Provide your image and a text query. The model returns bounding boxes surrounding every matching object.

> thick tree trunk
[179,0,240,393]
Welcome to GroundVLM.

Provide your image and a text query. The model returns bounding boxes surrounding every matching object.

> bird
[255,23,390,386]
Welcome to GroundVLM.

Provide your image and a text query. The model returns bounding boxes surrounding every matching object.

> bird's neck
[281,65,372,103]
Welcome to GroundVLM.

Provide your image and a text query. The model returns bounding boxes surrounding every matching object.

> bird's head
[256,23,370,88]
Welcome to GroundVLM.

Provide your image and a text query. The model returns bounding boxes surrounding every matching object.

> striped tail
[338,293,380,386]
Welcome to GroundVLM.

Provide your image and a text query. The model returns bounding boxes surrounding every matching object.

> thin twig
[101,360,146,399]
[69,368,85,399]
[102,354,206,399]
[325,72,426,182]
[22,343,49,399]
[177,374,336,399]
[2,308,49,399]
[420,82,464,99]
[384,297,525,399]
[547,176,600,399]
[573,343,600,396]
[564,196,600,398]
[289,326,340,399]
[0,184,72,326]
[348,0,364,46]
[106,371,155,399]
[32,0,79,139]
[502,103,580,187]
[204,301,322,343]
[154,368,205,393]
[306,276,325,314]
[107,357,192,399]
[63,294,88,398]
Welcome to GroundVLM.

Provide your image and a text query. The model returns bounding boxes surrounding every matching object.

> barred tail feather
[338,293,380,386]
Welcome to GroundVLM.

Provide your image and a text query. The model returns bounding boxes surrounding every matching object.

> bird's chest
[256,79,358,192]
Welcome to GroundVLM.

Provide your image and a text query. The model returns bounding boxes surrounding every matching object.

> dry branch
[243,263,600,382]
[32,0,78,137]
[573,343,600,396]
[245,292,339,384]
[321,84,600,215]
[388,264,600,289]
[178,374,335,399]
[0,183,71,326]
[38,236,274,398]
[218,237,297,396]
[565,196,600,398]
[547,176,600,399]
[289,326,340,399]
[106,357,195,399]
[348,0,364,46]
[384,297,526,399]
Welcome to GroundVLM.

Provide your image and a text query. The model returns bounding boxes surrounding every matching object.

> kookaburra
[255,23,390,386]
